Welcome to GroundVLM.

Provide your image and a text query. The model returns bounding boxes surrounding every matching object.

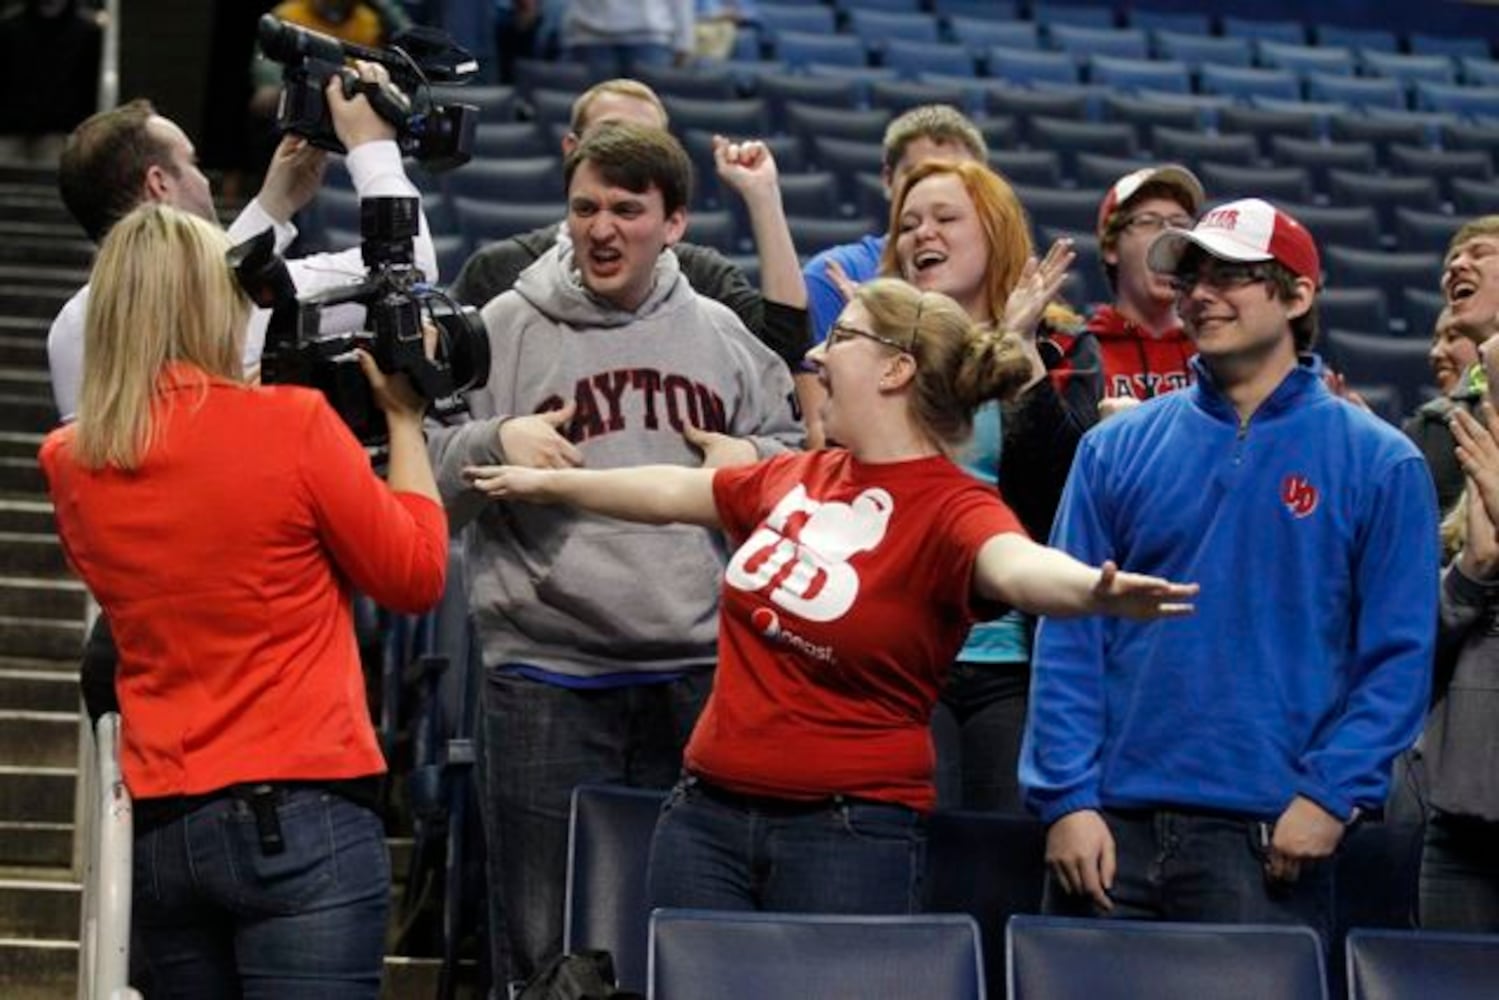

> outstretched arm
[462,463,722,529]
[973,532,1197,620]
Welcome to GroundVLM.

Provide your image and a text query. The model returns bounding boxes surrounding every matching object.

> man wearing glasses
[1022,198,1438,940]
[1084,165,1205,417]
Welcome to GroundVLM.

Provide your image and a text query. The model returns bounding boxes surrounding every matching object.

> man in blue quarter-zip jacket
[1021,198,1439,940]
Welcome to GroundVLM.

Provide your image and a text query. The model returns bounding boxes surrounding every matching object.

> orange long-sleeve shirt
[40,365,447,798]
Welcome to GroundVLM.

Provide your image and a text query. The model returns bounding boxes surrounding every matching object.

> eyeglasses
[1124,211,1196,234]
[826,321,915,354]
[1168,262,1272,296]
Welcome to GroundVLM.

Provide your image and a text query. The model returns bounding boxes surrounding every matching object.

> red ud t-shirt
[687,449,1024,812]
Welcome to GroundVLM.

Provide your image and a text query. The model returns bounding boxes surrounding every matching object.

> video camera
[228,195,490,450]
[257,13,478,171]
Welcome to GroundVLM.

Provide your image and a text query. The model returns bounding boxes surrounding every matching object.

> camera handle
[337,67,412,134]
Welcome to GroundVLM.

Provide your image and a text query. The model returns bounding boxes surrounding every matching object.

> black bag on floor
[515,950,643,1000]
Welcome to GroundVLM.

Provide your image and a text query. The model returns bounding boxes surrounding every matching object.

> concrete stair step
[0,198,71,227]
[0,164,59,185]
[0,711,79,769]
[0,368,52,401]
[0,267,85,291]
[0,768,74,825]
[0,393,57,435]
[0,577,86,621]
[0,457,45,496]
[0,669,76,713]
[0,498,53,534]
[0,241,91,271]
[0,335,47,369]
[0,431,45,458]
[0,314,49,337]
[0,619,84,661]
[0,533,67,577]
[0,937,75,1000]
[0,287,70,320]
[0,822,73,868]
[0,878,78,940]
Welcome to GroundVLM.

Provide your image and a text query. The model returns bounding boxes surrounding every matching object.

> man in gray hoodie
[428,121,800,988]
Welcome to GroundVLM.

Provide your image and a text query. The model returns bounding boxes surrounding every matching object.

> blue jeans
[1420,811,1499,931]
[479,669,711,987]
[931,661,1029,814]
[132,789,389,999]
[567,42,672,82]
[1043,808,1335,943]
[647,776,927,914]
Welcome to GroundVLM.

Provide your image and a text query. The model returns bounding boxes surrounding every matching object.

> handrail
[79,711,133,1000]
[97,0,119,112]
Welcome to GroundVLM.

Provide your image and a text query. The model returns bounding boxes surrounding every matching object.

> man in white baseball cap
[1022,197,1438,941]
[1084,164,1205,413]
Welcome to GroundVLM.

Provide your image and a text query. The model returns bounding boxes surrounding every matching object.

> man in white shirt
[48,60,436,421]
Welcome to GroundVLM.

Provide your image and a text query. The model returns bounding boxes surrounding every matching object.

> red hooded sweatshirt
[1084,304,1197,401]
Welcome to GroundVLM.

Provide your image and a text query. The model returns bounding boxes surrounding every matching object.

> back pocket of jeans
[220,791,336,915]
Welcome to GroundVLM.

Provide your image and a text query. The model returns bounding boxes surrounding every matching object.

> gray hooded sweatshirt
[429,240,802,679]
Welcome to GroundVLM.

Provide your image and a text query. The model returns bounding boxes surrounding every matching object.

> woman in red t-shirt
[465,279,1195,914]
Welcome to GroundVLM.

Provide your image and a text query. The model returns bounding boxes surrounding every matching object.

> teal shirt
[956,401,1031,665]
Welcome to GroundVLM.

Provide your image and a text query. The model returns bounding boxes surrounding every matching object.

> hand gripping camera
[257,13,478,172]
[228,196,490,450]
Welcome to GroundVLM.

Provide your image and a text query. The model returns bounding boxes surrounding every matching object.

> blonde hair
[74,203,248,470]
[880,159,1034,331]
[881,104,988,174]
[853,278,1032,450]
[1448,215,1499,264]
[569,79,668,135]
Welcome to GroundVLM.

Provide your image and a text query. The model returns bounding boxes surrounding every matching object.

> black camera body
[229,196,490,449]
[258,13,478,172]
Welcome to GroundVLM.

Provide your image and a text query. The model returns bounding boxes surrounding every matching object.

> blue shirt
[956,401,1031,665]
[803,234,886,350]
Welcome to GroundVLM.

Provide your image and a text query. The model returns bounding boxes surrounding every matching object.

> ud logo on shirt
[1280,474,1319,519]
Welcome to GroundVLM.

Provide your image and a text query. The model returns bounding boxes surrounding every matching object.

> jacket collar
[1189,352,1326,425]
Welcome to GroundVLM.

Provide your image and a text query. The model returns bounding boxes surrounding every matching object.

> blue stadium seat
[986,88,1091,141]
[869,78,976,115]
[1328,115,1432,167]
[1087,55,1191,95]
[1277,202,1381,252]
[789,213,881,255]
[430,234,469,284]
[1268,136,1377,195]
[1032,3,1116,30]
[635,62,739,101]
[1416,82,1499,119]
[563,785,666,996]
[1200,65,1303,105]
[847,8,941,55]
[1320,329,1439,415]
[1012,184,1100,235]
[529,87,579,130]
[973,115,1021,151]
[685,209,741,253]
[1251,96,1350,133]
[1454,176,1499,215]
[1152,31,1253,71]
[1393,207,1463,256]
[946,16,1039,56]
[1388,145,1494,201]
[786,103,891,158]
[1042,229,1110,307]
[854,172,890,223]
[1049,25,1150,63]
[312,187,363,235]
[1007,916,1327,1000]
[1220,15,1307,45]
[664,95,768,138]
[775,30,870,70]
[990,149,1064,187]
[1362,106,1458,143]
[1361,51,1457,88]
[1346,928,1499,1000]
[1102,94,1202,146]
[882,40,979,80]
[1217,104,1324,151]
[1128,9,1212,36]
[757,2,837,41]
[933,0,1020,18]
[1029,118,1138,180]
[452,197,567,244]
[1256,41,1356,79]
[1148,126,1259,174]
[430,84,518,124]
[986,46,1081,88]
[650,910,985,1000]
[1324,246,1444,331]
[926,809,1046,998]
[1197,162,1313,206]
[769,171,843,222]
[511,59,590,97]
[1442,120,1499,168]
[834,0,925,11]
[805,63,900,106]
[1404,288,1448,338]
[1317,286,1390,337]
[1327,171,1442,233]
[470,121,553,160]
[1409,33,1492,60]
[1461,57,1499,88]
[1305,73,1407,112]
[754,72,861,120]
[447,156,563,204]
[1315,25,1399,53]
[1074,152,1155,192]
[1134,90,1235,128]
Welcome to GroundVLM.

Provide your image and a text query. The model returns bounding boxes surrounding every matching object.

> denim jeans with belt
[1043,807,1335,943]
[132,788,390,999]
[647,775,928,914]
